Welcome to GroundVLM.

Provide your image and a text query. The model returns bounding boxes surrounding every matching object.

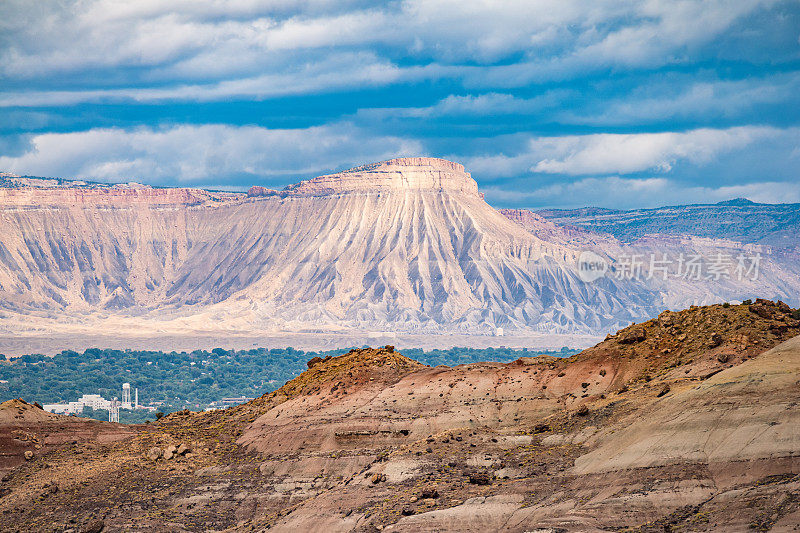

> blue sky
[0,0,798,209]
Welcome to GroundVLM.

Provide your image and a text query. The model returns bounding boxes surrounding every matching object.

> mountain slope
[0,158,660,335]
[1,158,798,338]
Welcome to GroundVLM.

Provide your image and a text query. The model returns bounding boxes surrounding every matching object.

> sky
[0,0,799,209]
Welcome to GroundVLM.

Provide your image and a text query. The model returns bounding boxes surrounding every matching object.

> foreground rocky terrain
[1,158,798,346]
[1,300,798,532]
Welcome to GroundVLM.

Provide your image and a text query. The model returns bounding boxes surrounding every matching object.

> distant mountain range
[0,159,797,338]
[536,198,800,251]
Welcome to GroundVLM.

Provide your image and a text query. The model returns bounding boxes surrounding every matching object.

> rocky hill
[0,158,798,341]
[0,301,797,531]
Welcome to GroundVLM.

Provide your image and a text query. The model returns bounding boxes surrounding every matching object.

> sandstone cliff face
[284,158,480,196]
[0,181,229,207]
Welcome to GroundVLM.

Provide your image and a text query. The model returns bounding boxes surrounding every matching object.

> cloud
[0,0,789,102]
[0,52,428,107]
[484,176,800,209]
[530,127,773,175]
[1,122,797,210]
[558,72,800,126]
[0,1,797,212]
[0,123,422,185]
[356,90,572,121]
[458,127,781,178]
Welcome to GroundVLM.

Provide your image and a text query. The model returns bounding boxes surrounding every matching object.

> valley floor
[0,329,599,358]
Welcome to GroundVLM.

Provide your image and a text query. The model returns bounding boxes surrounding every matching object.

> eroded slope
[0,301,798,531]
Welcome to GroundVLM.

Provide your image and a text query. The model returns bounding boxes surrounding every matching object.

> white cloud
[0,52,426,107]
[0,0,782,103]
[558,72,800,126]
[530,127,773,175]
[2,122,796,210]
[458,127,781,177]
[0,123,422,184]
[357,90,571,120]
[484,176,800,209]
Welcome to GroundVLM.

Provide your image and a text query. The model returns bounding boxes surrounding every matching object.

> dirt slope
[0,301,798,532]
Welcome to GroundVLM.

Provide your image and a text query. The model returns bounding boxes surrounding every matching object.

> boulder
[176,443,190,456]
[468,472,492,485]
[81,520,104,533]
[163,445,177,460]
[709,333,723,347]
[750,305,773,319]
[23,450,34,461]
[306,356,323,369]
[146,447,162,461]
[421,485,439,499]
[619,328,646,344]
[770,323,788,335]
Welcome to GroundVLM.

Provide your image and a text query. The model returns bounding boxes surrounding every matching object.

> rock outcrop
[282,157,480,196]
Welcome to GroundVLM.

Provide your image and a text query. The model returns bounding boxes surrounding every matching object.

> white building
[43,394,110,415]
[42,403,78,415]
[77,394,111,410]
[205,396,254,410]
[43,384,145,416]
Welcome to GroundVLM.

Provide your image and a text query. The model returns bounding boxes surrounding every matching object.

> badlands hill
[0,301,798,531]
[0,158,798,344]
